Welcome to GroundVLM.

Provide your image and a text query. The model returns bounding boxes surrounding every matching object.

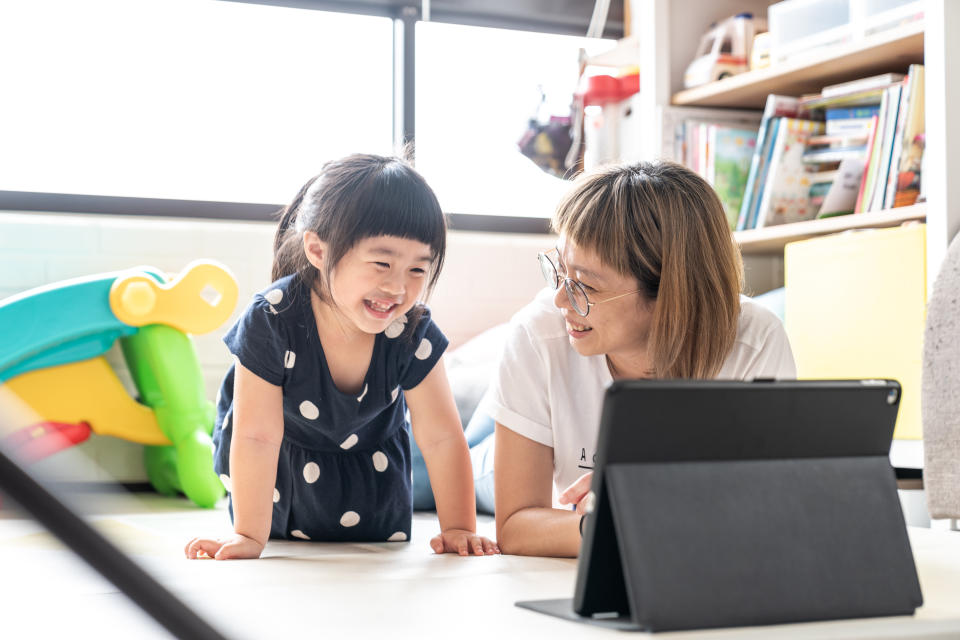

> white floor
[4,489,960,640]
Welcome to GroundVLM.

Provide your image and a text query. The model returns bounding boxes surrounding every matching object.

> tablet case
[517,380,923,632]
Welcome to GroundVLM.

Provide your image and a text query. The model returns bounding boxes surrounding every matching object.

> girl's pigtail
[271,176,319,282]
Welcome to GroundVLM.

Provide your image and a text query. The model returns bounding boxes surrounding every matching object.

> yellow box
[785,224,926,439]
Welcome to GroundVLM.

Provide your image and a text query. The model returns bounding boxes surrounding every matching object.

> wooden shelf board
[735,204,927,254]
[672,21,925,109]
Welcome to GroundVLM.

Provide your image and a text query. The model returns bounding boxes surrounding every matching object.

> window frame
[0,0,621,234]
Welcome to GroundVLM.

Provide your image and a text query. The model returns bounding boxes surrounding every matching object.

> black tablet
[517,379,922,632]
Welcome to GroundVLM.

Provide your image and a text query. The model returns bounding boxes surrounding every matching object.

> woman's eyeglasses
[537,249,641,317]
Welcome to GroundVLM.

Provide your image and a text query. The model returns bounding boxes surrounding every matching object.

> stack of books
[800,68,925,215]
[729,68,926,231]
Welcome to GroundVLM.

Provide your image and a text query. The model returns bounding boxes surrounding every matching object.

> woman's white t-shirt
[477,289,797,494]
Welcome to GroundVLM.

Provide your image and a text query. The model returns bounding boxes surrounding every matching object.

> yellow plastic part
[785,224,926,440]
[110,260,239,335]
[4,357,171,445]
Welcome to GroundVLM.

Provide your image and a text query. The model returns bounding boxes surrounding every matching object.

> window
[415,22,613,218]
[0,0,393,205]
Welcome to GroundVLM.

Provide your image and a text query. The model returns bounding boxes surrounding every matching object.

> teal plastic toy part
[120,324,224,508]
[0,269,165,384]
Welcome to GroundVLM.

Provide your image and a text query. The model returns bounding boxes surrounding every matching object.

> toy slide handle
[109,260,239,335]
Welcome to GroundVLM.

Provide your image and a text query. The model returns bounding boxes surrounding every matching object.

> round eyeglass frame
[537,250,642,317]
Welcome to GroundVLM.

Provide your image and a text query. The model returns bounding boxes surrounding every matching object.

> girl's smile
[363,297,401,319]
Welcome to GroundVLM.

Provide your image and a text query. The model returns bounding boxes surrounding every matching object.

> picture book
[754,118,825,228]
[709,126,758,230]
[737,95,800,230]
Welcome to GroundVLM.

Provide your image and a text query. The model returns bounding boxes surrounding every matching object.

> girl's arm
[494,423,581,557]
[404,359,497,555]
[185,362,283,560]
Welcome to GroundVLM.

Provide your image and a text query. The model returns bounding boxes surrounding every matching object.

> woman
[479,161,796,557]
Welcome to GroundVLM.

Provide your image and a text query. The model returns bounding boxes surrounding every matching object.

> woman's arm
[405,359,496,555]
[185,362,283,560]
[495,423,581,557]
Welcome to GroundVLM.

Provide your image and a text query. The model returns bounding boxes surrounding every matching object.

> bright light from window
[0,0,393,204]
[416,22,614,218]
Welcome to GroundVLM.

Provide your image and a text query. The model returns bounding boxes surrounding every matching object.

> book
[857,85,898,213]
[822,73,905,98]
[708,126,758,229]
[745,117,783,230]
[800,87,888,110]
[868,83,904,212]
[884,73,912,209]
[754,118,825,228]
[802,146,868,165]
[892,64,925,208]
[854,115,880,213]
[824,106,882,120]
[817,156,867,217]
[737,95,800,230]
[825,118,878,137]
[807,134,870,147]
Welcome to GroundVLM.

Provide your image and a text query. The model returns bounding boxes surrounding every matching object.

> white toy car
[684,13,767,88]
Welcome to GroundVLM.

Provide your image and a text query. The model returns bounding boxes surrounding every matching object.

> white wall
[0,211,550,481]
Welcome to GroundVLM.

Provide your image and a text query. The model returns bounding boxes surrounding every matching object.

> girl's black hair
[272,153,447,331]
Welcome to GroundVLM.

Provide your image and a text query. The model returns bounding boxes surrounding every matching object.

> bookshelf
[627,0,959,294]
[735,204,927,254]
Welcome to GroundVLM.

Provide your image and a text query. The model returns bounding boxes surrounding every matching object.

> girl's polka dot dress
[212,274,448,542]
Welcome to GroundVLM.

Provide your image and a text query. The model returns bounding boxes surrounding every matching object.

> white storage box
[768,0,923,62]
[769,0,852,62]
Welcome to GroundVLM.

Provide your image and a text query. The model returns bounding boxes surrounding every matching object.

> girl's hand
[558,471,593,514]
[184,533,265,560]
[429,529,500,556]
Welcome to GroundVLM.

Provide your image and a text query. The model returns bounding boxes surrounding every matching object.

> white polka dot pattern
[340,434,359,449]
[284,350,296,368]
[372,451,388,472]
[384,319,405,339]
[222,411,231,430]
[273,488,280,503]
[303,462,320,483]
[264,289,283,304]
[340,511,360,527]
[414,338,433,360]
[299,400,319,420]
[219,474,232,492]
[291,529,310,540]
[357,384,368,403]
[387,531,407,542]
[391,386,400,403]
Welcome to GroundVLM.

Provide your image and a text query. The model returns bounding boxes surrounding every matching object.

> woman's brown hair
[552,161,743,379]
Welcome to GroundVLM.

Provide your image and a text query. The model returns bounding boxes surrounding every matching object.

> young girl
[185,153,497,559]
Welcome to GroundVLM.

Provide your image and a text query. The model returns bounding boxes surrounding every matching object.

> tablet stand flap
[605,456,923,632]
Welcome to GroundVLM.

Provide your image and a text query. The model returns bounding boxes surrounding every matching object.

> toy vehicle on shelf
[684,13,767,88]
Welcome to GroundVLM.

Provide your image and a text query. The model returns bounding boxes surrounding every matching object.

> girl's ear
[303,231,327,270]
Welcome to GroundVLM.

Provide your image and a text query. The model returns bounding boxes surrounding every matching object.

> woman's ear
[303,231,327,270]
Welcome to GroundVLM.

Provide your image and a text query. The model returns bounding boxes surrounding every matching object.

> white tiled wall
[0,211,549,482]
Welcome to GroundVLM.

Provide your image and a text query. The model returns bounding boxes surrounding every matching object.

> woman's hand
[558,472,593,514]
[429,529,500,556]
[184,533,265,560]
